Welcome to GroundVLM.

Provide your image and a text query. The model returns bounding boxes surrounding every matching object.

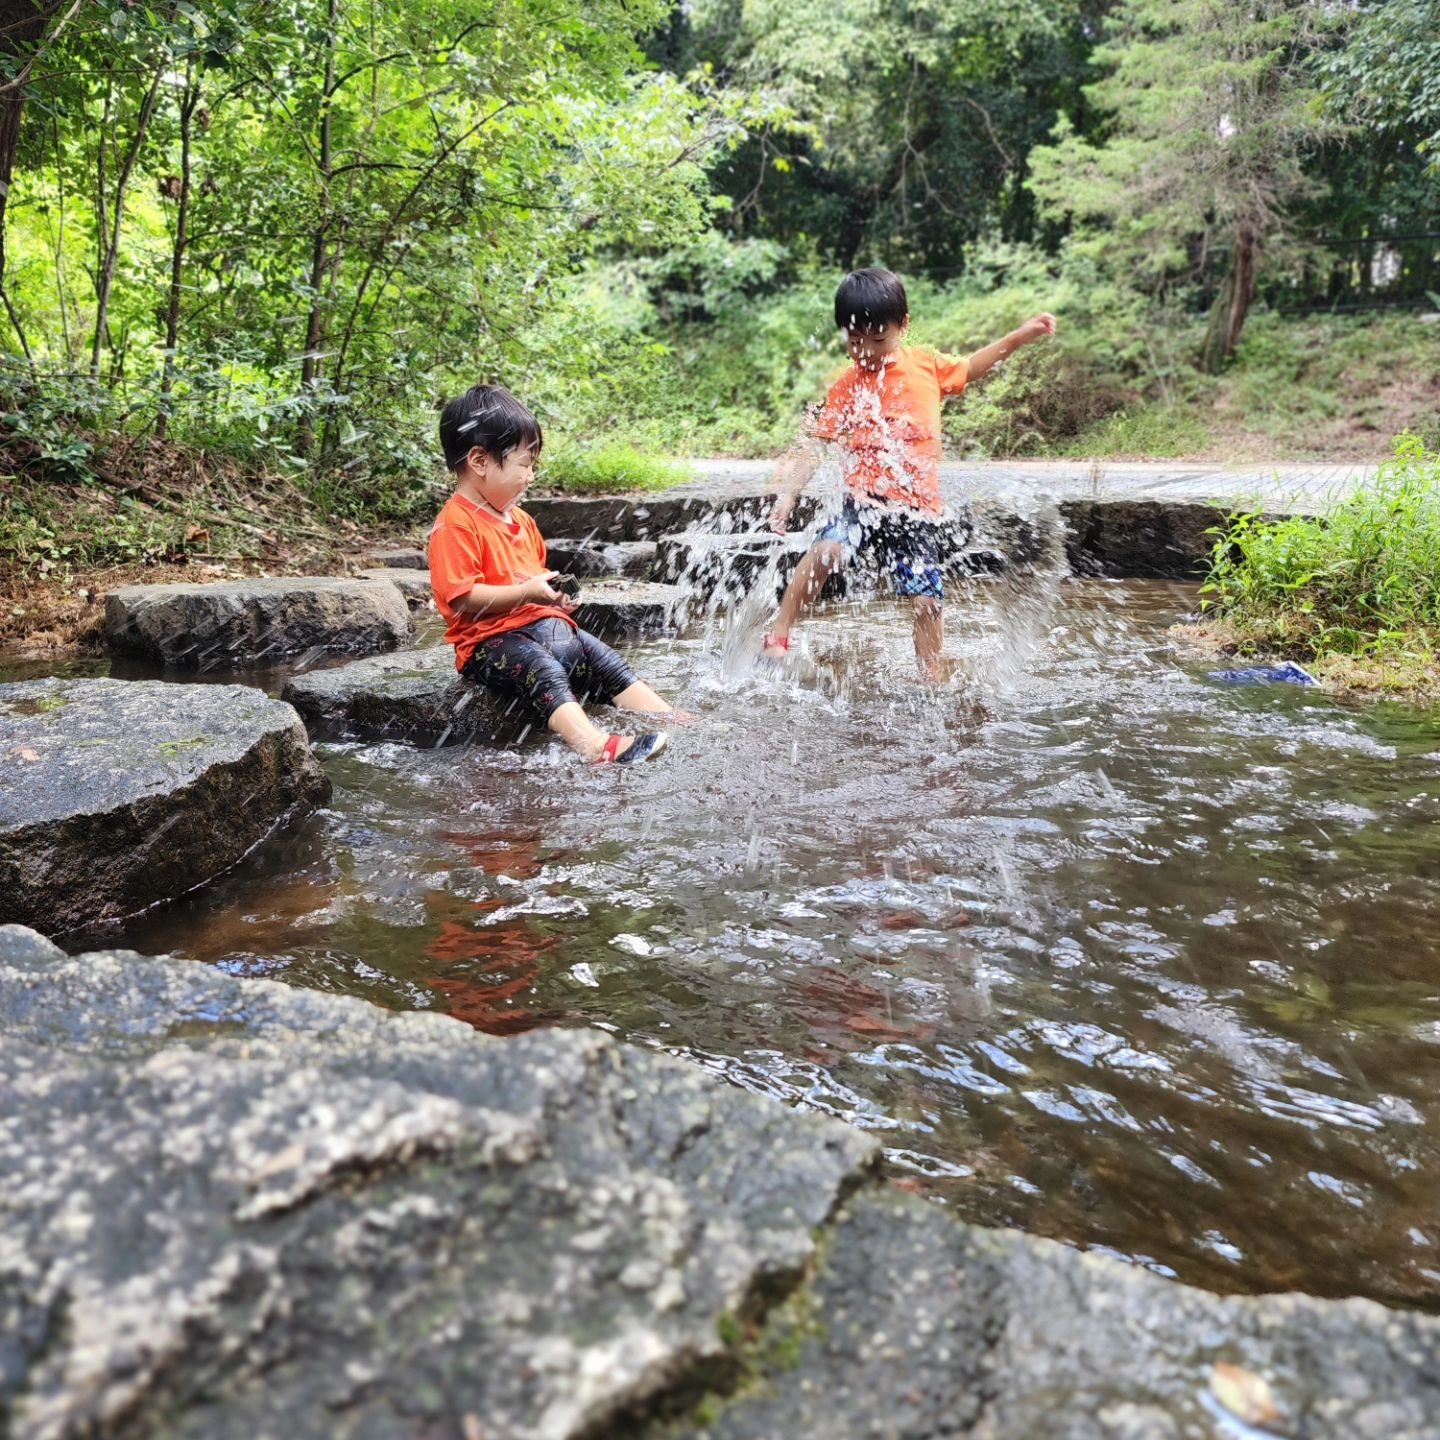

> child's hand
[522,571,562,604]
[1019,313,1057,344]
[769,494,796,534]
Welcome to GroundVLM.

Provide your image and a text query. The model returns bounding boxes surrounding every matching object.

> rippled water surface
[57,576,1440,1304]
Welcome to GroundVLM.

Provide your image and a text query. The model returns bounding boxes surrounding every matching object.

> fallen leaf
[1210,1361,1280,1426]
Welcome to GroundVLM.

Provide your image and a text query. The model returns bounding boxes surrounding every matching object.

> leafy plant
[1202,433,1440,661]
[540,442,694,494]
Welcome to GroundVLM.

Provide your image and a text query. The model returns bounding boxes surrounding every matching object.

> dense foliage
[0,0,1434,541]
[1202,434,1440,672]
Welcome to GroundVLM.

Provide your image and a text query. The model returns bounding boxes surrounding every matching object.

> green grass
[1202,432,1440,672]
[1062,404,1212,459]
[539,441,695,494]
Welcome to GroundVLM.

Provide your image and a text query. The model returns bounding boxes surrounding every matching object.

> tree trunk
[298,0,340,458]
[90,64,165,379]
[1200,221,1261,373]
[0,0,65,294]
[156,70,198,440]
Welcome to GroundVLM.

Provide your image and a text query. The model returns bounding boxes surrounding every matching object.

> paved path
[682,457,1382,513]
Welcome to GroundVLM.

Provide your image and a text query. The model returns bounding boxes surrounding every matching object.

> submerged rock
[0,928,876,1440]
[280,646,517,746]
[104,576,413,669]
[0,678,329,936]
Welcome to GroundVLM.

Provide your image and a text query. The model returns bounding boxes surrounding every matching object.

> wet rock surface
[545,539,659,580]
[664,1189,1440,1440]
[0,678,329,936]
[5,928,1439,1440]
[104,576,413,668]
[280,646,517,746]
[0,928,877,1440]
[572,579,680,641]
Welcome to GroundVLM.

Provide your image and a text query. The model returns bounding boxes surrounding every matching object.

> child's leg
[465,624,647,761]
[764,539,844,653]
[912,597,945,681]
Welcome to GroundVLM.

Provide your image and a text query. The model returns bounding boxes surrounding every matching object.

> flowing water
[21,566,1440,1308]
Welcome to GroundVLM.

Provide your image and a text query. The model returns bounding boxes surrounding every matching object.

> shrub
[1202,432,1440,659]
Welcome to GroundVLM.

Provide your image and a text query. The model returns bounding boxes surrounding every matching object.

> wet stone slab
[0,678,329,936]
[104,576,413,669]
[544,539,659,580]
[0,927,878,1440]
[571,579,680,641]
[280,646,517,746]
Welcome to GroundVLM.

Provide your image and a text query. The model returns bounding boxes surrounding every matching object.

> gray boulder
[0,928,877,1440]
[104,576,413,669]
[281,646,516,746]
[0,678,329,936]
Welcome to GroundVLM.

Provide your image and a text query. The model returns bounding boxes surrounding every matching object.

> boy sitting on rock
[764,267,1056,680]
[429,384,677,764]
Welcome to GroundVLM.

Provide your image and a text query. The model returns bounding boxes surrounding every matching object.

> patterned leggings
[462,617,637,723]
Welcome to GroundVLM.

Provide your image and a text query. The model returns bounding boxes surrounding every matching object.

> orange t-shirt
[809,345,969,516]
[428,493,574,672]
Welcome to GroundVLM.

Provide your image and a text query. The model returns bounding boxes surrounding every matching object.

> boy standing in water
[764,268,1056,679]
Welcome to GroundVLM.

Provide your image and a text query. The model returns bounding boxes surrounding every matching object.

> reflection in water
[97,577,1440,1306]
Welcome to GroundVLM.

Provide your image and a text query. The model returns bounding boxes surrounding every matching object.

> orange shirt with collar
[809,345,969,516]
[428,493,575,673]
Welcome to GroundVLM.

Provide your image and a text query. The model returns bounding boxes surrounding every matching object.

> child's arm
[768,440,824,534]
[967,313,1056,383]
[454,572,563,615]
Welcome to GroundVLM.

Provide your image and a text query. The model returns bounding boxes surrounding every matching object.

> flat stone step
[0,678,329,936]
[544,539,658,580]
[105,576,413,669]
[358,567,432,607]
[281,647,515,747]
[366,546,427,569]
[571,578,680,641]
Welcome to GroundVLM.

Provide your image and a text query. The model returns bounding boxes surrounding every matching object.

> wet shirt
[810,345,969,516]
[428,493,574,672]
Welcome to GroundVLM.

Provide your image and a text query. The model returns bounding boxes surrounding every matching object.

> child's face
[844,317,907,371]
[470,443,538,509]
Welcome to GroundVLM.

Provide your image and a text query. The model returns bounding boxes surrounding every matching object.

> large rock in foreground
[281,646,515,746]
[0,928,877,1440]
[0,678,329,935]
[104,576,412,669]
[5,929,1440,1440]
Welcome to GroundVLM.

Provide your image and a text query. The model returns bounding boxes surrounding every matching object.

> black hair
[439,383,544,472]
[833,267,908,334]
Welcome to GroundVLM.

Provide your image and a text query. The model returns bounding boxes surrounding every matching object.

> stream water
[18,571,1440,1307]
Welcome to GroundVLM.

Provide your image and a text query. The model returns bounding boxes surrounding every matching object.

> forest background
[0,0,1436,582]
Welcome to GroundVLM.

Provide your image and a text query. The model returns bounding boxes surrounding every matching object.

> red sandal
[594,731,669,765]
[760,633,791,653]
